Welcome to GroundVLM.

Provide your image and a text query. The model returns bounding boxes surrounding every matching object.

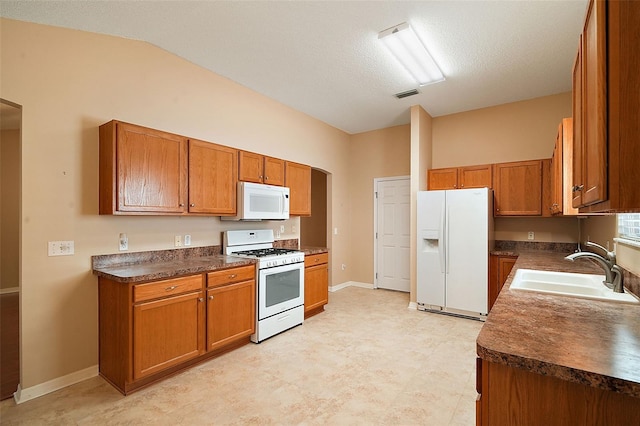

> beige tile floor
[0,287,483,425]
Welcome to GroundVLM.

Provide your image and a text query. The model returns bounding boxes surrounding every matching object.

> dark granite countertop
[92,246,255,283]
[477,251,640,398]
[301,247,329,256]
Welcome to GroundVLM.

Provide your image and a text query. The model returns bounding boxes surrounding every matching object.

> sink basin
[510,269,640,304]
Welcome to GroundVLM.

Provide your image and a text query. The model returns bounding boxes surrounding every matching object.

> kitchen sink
[510,269,640,304]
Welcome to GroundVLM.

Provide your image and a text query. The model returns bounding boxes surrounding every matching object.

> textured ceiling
[0,0,587,134]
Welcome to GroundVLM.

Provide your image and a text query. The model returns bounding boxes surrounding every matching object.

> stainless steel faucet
[565,242,624,293]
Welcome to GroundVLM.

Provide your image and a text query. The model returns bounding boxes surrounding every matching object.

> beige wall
[1,18,352,390]
[349,125,410,283]
[1,128,20,290]
[432,92,572,167]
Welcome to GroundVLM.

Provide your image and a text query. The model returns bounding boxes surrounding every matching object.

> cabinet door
[188,140,237,215]
[305,262,328,315]
[488,255,517,311]
[427,168,458,190]
[238,151,264,183]
[264,157,285,186]
[551,125,563,215]
[493,160,543,216]
[572,44,583,209]
[459,165,492,189]
[580,0,607,206]
[498,257,517,289]
[116,122,187,213]
[286,161,312,216]
[133,291,204,380]
[541,159,553,218]
[206,280,255,352]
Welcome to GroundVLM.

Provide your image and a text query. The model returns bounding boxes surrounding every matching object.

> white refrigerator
[416,188,493,319]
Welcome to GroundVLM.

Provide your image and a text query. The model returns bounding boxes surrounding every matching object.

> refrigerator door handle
[439,201,446,273]
[445,204,450,275]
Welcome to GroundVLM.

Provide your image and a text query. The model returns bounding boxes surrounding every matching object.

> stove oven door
[258,262,304,320]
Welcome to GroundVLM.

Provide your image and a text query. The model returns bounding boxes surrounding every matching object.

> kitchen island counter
[477,250,640,398]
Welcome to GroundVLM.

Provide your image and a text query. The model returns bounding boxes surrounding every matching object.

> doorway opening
[300,168,329,247]
[0,99,22,400]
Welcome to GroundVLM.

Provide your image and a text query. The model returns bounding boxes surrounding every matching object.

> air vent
[395,89,419,99]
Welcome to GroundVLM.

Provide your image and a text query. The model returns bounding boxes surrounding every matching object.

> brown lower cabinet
[304,252,329,318]
[98,265,255,395]
[488,255,517,311]
[477,358,640,425]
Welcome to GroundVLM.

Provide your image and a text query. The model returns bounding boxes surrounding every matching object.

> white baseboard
[330,281,374,292]
[14,365,98,404]
[0,287,20,295]
[407,301,418,310]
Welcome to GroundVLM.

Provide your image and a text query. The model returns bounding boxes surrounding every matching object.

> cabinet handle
[179,203,184,207]
[460,184,464,188]
[209,295,214,300]
[198,297,204,302]
[265,176,269,180]
[228,274,237,279]
[165,285,178,291]
[572,185,584,192]
[259,175,263,179]
[190,203,195,207]
[315,258,319,262]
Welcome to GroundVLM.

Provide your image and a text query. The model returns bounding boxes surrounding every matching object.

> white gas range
[223,229,304,343]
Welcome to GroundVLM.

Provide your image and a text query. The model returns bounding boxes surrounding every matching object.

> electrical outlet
[119,233,128,251]
[175,235,182,247]
[341,263,346,271]
[334,227,338,235]
[48,241,75,256]
[280,225,285,233]
[275,228,281,238]
[528,231,535,240]
[184,234,191,246]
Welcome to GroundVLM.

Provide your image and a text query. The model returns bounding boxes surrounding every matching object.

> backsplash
[494,240,578,253]
[274,238,299,249]
[92,245,222,269]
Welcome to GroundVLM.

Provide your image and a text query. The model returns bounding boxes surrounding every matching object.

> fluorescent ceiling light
[378,22,445,86]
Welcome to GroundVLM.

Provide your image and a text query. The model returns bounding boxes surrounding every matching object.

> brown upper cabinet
[188,140,237,215]
[238,151,285,186]
[100,120,237,216]
[573,0,607,208]
[427,164,492,190]
[285,161,312,216]
[100,121,188,214]
[493,160,543,216]
[573,0,640,213]
[550,119,578,216]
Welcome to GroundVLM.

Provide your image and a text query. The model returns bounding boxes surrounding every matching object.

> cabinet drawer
[305,252,328,267]
[207,265,255,288]
[133,275,203,303]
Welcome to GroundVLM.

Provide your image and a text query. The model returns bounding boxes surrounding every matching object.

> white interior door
[375,177,410,292]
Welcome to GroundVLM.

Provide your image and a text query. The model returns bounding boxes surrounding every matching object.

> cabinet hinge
[375,273,378,279]
[375,191,378,199]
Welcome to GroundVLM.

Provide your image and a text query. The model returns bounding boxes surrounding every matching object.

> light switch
[48,241,75,256]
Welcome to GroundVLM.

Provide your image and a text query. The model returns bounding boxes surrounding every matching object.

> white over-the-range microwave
[222,181,290,221]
